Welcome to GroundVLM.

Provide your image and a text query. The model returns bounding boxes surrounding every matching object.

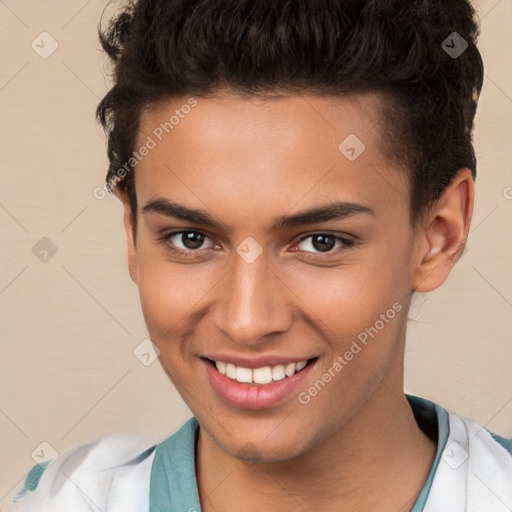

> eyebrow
[141,198,375,231]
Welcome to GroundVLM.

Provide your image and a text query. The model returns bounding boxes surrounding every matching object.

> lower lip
[203,359,316,410]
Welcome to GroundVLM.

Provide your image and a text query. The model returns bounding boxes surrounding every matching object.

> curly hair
[96,0,484,231]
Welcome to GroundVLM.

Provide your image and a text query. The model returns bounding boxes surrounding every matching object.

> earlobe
[119,192,138,285]
[412,168,474,293]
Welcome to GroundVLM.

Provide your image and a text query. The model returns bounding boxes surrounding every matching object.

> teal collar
[150,417,202,512]
[408,394,450,511]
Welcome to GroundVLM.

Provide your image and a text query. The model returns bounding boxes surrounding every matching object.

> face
[124,91,421,462]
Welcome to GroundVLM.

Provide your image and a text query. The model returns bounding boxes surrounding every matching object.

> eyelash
[156,230,355,260]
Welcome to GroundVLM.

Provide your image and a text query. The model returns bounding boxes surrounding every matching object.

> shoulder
[452,412,512,467]
[488,430,512,456]
[456,414,512,509]
[425,408,512,511]
[7,434,157,512]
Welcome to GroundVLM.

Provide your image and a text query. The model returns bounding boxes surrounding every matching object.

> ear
[118,189,138,285]
[412,168,474,292]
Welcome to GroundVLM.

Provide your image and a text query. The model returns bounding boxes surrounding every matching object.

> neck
[196,380,436,512]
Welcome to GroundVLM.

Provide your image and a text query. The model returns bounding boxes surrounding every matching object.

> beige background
[0,0,511,503]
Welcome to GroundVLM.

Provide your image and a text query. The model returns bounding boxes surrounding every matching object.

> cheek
[284,255,408,335]
[135,249,199,341]
[293,297,407,433]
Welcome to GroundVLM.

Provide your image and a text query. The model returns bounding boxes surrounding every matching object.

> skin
[119,91,474,511]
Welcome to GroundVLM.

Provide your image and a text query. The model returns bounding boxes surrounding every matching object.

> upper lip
[201,354,316,369]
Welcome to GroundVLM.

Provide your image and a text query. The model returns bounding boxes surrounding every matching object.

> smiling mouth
[203,358,317,385]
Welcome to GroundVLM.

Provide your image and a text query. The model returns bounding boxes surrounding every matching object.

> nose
[212,251,293,345]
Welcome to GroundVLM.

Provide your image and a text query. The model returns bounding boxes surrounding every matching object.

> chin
[207,420,315,465]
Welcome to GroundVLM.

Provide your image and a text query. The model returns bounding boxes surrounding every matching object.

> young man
[8,0,512,511]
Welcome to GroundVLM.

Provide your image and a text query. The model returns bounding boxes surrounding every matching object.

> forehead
[138,91,383,154]
[134,91,409,226]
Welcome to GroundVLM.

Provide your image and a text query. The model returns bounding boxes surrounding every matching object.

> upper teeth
[215,360,308,384]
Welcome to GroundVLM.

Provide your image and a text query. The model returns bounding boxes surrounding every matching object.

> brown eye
[297,233,353,254]
[180,231,205,249]
[311,234,336,252]
[158,230,216,255]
